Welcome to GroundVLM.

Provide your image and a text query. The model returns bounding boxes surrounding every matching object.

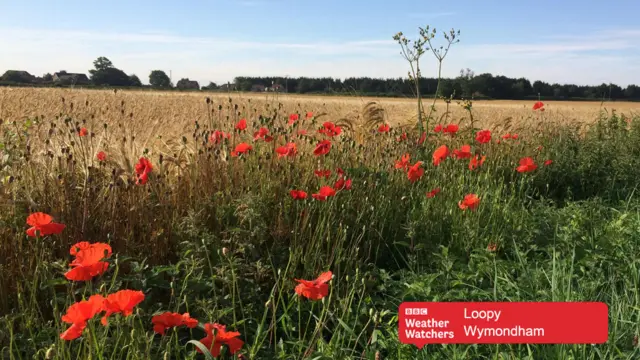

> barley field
[1,86,639,359]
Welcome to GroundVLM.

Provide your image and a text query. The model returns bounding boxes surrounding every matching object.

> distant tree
[202,81,218,90]
[1,70,35,83]
[92,57,114,72]
[129,74,142,87]
[42,73,53,82]
[149,70,172,88]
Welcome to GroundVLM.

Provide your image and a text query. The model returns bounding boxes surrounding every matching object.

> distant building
[176,78,200,90]
[251,84,266,92]
[1,70,36,83]
[52,71,90,85]
[270,84,285,92]
[220,83,236,91]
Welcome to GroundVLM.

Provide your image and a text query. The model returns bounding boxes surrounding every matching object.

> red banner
[398,302,608,347]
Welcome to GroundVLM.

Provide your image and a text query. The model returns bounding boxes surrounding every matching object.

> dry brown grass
[2,87,639,148]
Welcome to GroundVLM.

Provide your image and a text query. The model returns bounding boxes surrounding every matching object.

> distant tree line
[2,57,640,100]
[233,69,640,100]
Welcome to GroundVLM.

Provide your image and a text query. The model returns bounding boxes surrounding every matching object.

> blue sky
[1,0,640,86]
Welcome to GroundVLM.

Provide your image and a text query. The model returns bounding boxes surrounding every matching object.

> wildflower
[433,145,449,166]
[312,186,336,201]
[378,123,390,133]
[152,312,198,335]
[535,145,543,152]
[78,128,88,137]
[235,118,247,131]
[417,131,427,145]
[101,290,145,325]
[487,243,497,252]
[533,101,545,111]
[453,145,472,159]
[306,112,314,119]
[502,133,519,140]
[475,130,492,144]
[336,167,345,177]
[407,161,424,183]
[209,130,230,144]
[253,127,273,142]
[426,188,441,198]
[275,143,297,158]
[65,242,112,282]
[290,190,308,200]
[516,157,537,173]
[458,194,480,211]
[26,212,66,238]
[313,140,331,156]
[96,151,106,161]
[198,323,244,357]
[297,129,308,136]
[318,122,342,137]
[396,132,408,142]
[60,294,105,340]
[288,113,299,125]
[395,153,410,170]
[468,154,486,170]
[135,157,153,185]
[443,124,459,136]
[294,271,332,300]
[314,169,331,178]
[231,143,252,157]
[544,159,553,166]
[433,124,443,133]
[334,177,352,191]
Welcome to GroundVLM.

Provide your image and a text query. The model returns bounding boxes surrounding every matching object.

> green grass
[0,103,639,359]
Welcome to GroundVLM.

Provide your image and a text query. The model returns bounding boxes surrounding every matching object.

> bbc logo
[405,308,428,315]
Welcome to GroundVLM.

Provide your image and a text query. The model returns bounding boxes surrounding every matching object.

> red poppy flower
[135,157,153,185]
[418,131,427,145]
[426,188,441,198]
[288,113,299,125]
[516,157,537,173]
[433,124,443,133]
[443,124,459,136]
[235,118,247,131]
[396,132,408,142]
[468,154,486,170]
[475,130,492,144]
[26,212,66,238]
[65,242,112,281]
[198,323,244,357]
[275,143,297,158]
[395,153,411,170]
[152,312,198,335]
[312,186,336,201]
[306,112,314,119]
[297,129,308,136]
[253,127,273,142]
[96,151,106,161]
[535,145,543,152]
[336,168,345,177]
[231,143,252,157]
[209,130,230,144]
[433,145,449,166]
[313,140,331,156]
[79,128,88,137]
[101,290,145,325]
[290,190,308,200]
[334,178,352,191]
[407,161,424,183]
[378,124,390,133]
[453,145,472,159]
[487,243,497,252]
[294,271,332,300]
[544,159,553,166]
[318,122,342,137]
[533,101,544,111]
[314,169,331,178]
[60,294,105,340]
[458,194,480,211]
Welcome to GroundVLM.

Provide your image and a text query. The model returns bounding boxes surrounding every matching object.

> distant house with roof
[1,70,36,83]
[176,78,200,90]
[52,71,90,85]
[251,84,266,92]
[269,84,286,92]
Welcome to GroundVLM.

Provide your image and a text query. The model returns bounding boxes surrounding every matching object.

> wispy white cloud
[0,27,639,86]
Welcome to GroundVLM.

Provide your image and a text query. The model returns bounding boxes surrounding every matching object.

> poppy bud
[222,247,229,256]
[45,345,56,359]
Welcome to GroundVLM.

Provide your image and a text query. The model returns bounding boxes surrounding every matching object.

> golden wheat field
[2,87,639,147]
